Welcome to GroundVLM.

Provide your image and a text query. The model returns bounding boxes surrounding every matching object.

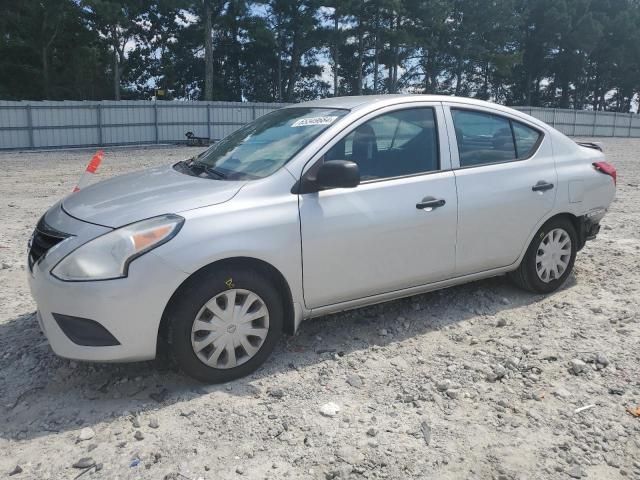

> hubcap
[190,289,269,369]
[535,228,572,283]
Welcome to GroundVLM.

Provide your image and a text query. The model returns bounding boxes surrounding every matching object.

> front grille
[28,217,70,270]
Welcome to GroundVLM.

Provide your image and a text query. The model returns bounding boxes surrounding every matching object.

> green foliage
[0,0,638,111]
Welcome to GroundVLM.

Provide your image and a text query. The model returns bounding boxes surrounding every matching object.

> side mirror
[315,160,360,190]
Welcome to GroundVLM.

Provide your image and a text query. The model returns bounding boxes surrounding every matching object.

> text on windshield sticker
[291,116,338,128]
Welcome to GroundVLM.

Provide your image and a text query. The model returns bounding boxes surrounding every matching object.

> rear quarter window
[513,121,542,158]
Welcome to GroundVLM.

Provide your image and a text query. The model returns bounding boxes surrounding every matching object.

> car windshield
[188,107,348,180]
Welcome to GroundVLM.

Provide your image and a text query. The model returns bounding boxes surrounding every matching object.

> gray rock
[268,388,285,399]
[236,465,245,475]
[446,389,460,399]
[504,357,520,370]
[595,353,610,368]
[319,402,341,417]
[336,445,364,465]
[346,374,363,388]
[605,454,621,468]
[553,387,572,399]
[436,380,452,392]
[390,355,409,370]
[570,359,588,375]
[366,427,377,437]
[77,427,95,442]
[73,457,96,469]
[420,421,431,445]
[134,430,144,441]
[8,465,22,476]
[131,416,141,428]
[148,416,159,429]
[488,364,507,382]
[378,328,388,336]
[496,318,507,327]
[567,465,584,478]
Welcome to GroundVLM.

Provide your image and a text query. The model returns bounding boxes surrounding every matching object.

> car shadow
[0,274,570,442]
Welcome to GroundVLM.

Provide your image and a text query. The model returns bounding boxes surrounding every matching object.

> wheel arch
[157,257,296,356]
[513,211,583,271]
[545,212,583,249]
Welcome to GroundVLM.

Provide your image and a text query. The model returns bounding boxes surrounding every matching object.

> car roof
[288,94,501,111]
[287,94,554,134]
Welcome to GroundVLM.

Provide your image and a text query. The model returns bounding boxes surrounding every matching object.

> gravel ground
[0,139,639,480]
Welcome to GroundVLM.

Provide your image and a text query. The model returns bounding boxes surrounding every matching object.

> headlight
[52,214,184,281]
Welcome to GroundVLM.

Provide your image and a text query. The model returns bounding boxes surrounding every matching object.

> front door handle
[416,197,446,210]
[532,181,554,192]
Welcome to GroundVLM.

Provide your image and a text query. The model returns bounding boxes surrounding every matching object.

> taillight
[593,161,617,186]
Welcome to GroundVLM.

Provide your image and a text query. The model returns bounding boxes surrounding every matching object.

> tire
[165,264,283,383]
[509,217,578,294]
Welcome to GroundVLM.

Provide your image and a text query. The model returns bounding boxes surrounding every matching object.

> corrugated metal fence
[0,100,287,150]
[0,100,638,150]
[514,106,640,138]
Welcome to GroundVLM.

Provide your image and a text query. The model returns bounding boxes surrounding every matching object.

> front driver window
[324,108,439,181]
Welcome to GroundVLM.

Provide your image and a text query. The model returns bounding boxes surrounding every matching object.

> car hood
[62,164,245,227]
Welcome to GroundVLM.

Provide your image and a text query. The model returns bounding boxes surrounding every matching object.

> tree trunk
[533,77,541,107]
[333,11,339,96]
[422,52,430,93]
[373,12,379,93]
[356,18,363,95]
[42,47,50,99]
[41,16,59,100]
[285,27,301,101]
[277,44,282,102]
[390,16,399,93]
[113,47,121,101]
[204,0,214,101]
[454,58,463,96]
[560,77,570,108]
[276,15,282,102]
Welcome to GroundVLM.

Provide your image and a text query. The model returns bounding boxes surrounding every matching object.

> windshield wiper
[174,160,194,174]
[181,159,229,180]
[204,166,227,179]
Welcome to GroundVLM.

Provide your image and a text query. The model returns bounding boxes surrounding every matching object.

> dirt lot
[0,140,639,480]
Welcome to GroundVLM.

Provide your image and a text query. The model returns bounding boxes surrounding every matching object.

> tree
[83,0,148,100]
[0,0,112,100]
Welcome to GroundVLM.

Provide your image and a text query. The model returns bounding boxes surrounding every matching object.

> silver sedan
[28,95,616,382]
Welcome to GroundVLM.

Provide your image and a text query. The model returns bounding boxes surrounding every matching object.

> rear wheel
[166,265,283,383]
[509,217,577,294]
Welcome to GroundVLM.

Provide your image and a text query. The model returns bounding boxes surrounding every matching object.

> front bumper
[28,204,189,362]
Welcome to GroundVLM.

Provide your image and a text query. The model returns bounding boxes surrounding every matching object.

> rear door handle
[532,181,554,192]
[416,197,446,210]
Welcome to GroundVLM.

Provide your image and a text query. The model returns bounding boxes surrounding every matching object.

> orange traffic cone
[73,150,104,192]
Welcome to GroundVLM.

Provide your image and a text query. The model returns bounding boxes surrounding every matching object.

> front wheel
[165,265,283,383]
[509,217,577,294]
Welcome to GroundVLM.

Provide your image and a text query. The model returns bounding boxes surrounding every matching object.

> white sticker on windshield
[291,116,338,128]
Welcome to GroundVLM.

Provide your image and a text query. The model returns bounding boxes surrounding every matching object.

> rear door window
[451,109,516,167]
